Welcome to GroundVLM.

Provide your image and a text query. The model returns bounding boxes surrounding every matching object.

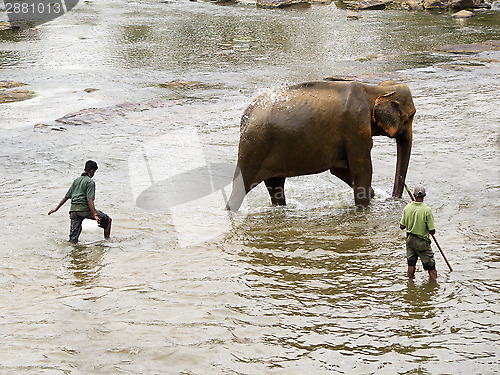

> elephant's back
[242,81,352,135]
[239,83,350,174]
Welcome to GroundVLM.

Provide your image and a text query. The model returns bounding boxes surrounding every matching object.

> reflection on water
[0,0,499,373]
[66,245,106,287]
[403,280,440,319]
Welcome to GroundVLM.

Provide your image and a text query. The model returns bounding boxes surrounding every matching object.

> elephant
[226,80,415,211]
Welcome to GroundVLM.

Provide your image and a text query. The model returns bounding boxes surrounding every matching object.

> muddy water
[1,0,499,373]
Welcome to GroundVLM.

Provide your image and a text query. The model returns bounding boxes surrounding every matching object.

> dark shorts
[406,233,436,270]
[69,210,110,243]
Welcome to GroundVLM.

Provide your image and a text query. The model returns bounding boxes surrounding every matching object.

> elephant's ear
[373,91,401,138]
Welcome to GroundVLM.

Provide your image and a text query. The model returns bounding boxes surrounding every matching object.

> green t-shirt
[400,201,435,242]
[65,174,96,212]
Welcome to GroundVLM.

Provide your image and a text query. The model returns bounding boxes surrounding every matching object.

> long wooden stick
[430,234,453,272]
[400,176,453,272]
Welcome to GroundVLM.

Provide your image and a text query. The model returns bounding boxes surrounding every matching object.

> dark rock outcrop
[451,0,474,8]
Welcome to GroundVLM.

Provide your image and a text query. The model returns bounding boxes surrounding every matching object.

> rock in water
[452,9,474,17]
[436,40,500,53]
[0,89,36,104]
[348,0,386,9]
[423,0,449,9]
[406,0,422,10]
[0,81,27,89]
[158,80,205,88]
[0,81,35,104]
[54,99,188,126]
[256,0,311,8]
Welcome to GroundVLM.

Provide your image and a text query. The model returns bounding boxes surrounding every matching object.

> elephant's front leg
[352,166,373,206]
[354,184,375,206]
[348,142,374,207]
[265,177,286,206]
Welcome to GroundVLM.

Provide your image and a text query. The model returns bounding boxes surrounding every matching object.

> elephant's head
[371,82,415,198]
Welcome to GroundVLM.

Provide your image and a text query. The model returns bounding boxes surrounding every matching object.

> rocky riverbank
[254,0,494,11]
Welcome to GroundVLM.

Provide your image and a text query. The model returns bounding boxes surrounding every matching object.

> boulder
[452,9,474,17]
[406,0,421,9]
[348,0,386,9]
[451,0,474,8]
[423,0,449,8]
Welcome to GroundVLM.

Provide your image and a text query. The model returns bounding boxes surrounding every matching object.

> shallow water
[1,0,499,373]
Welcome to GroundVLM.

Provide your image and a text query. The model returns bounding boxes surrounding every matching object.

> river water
[1,0,499,373]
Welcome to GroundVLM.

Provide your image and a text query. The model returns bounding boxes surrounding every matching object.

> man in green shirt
[400,184,437,280]
[48,160,112,243]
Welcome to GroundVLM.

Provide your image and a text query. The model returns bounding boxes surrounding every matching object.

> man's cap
[413,184,426,197]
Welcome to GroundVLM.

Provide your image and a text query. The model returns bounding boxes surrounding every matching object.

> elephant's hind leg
[265,177,286,206]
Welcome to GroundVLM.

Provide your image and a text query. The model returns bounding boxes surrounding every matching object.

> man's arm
[400,206,407,230]
[48,196,69,215]
[427,208,436,236]
[87,197,100,224]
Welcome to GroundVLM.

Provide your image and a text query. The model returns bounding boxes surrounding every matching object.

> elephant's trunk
[393,130,412,198]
